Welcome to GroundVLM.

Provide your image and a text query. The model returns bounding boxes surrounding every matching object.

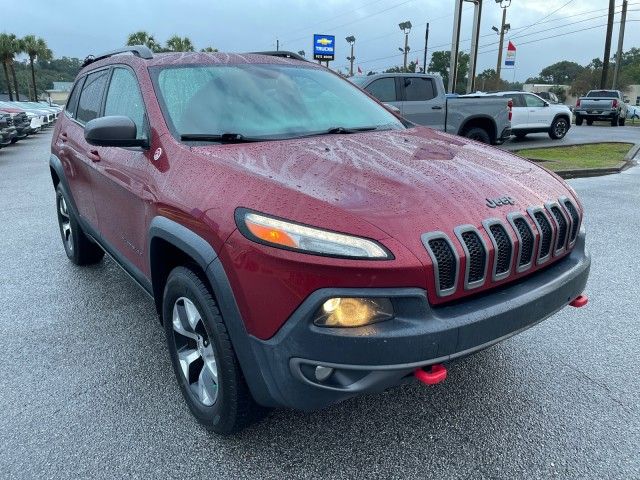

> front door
[90,66,152,274]
[524,94,551,129]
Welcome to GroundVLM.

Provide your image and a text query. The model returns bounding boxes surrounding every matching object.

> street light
[346,35,356,77]
[399,21,412,71]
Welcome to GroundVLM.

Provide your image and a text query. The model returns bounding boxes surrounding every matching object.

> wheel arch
[458,115,497,143]
[552,113,571,125]
[148,216,219,317]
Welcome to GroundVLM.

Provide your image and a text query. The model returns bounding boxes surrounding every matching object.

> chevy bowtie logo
[317,38,333,46]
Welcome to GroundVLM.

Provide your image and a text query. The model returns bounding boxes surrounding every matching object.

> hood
[191,127,574,259]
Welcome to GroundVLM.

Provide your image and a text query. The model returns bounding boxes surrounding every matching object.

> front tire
[55,184,104,265]
[619,117,626,126]
[514,132,528,140]
[163,266,264,434]
[463,127,491,144]
[549,117,569,140]
[586,119,594,126]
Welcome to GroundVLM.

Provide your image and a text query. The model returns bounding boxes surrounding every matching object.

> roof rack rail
[82,45,154,68]
[250,51,307,62]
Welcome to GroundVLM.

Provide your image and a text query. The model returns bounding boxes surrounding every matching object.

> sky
[2,0,638,81]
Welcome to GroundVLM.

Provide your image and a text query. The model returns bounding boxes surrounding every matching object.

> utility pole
[467,0,483,93]
[612,0,628,89]
[495,2,511,90]
[346,36,356,77]
[449,1,464,93]
[399,21,412,71]
[423,23,430,73]
[276,39,279,51]
[601,0,615,88]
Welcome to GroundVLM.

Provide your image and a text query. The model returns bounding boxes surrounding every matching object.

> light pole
[346,36,356,77]
[494,0,511,89]
[399,21,412,72]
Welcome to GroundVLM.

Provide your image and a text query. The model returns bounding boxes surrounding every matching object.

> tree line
[0,31,217,101]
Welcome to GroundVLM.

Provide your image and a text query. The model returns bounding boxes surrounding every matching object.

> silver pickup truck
[351,73,512,145]
[575,90,628,127]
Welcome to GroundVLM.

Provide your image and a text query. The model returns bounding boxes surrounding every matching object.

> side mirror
[543,102,550,107]
[383,103,401,114]
[84,116,148,148]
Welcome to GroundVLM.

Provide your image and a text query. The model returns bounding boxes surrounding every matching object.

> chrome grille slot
[421,233,459,297]
[455,226,488,290]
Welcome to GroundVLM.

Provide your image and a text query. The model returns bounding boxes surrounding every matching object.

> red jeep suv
[50,47,590,434]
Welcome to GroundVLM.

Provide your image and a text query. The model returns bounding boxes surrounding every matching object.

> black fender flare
[147,216,276,406]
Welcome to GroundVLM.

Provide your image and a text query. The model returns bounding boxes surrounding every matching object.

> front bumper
[246,231,590,410]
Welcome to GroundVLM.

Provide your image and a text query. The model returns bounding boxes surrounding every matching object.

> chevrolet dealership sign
[313,34,335,61]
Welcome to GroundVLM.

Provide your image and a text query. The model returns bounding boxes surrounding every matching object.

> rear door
[398,76,445,130]
[90,66,152,273]
[362,77,401,112]
[524,94,552,128]
[502,93,528,129]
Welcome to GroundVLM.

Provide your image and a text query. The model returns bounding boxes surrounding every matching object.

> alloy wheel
[555,120,568,138]
[172,297,219,406]
[57,195,73,253]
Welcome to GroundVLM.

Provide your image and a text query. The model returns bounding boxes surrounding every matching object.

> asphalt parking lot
[501,123,640,150]
[1,132,639,479]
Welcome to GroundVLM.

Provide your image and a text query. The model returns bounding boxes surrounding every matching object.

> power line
[513,0,577,37]
[280,0,419,45]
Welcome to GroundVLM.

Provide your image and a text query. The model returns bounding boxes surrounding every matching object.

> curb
[519,142,640,180]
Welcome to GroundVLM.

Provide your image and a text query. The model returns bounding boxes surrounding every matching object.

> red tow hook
[570,294,589,308]
[414,364,447,385]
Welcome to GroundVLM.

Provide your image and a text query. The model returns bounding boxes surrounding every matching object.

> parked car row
[0,100,62,151]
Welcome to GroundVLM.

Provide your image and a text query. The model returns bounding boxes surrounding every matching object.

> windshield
[586,91,620,98]
[151,64,405,141]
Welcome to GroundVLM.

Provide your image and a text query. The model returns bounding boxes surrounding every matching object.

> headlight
[314,297,394,327]
[236,209,392,259]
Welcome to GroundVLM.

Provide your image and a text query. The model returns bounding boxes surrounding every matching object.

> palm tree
[126,31,161,53]
[166,36,195,52]
[200,46,218,53]
[0,33,22,101]
[22,35,53,101]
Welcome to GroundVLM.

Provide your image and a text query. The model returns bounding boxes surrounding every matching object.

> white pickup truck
[351,74,512,145]
[575,90,628,127]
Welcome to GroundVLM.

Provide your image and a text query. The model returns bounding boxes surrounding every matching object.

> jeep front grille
[424,197,580,299]
[456,227,487,288]
[562,198,580,244]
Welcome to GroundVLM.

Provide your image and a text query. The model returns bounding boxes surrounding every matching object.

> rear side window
[503,94,525,107]
[525,95,545,108]
[404,77,436,101]
[365,78,397,103]
[65,78,84,118]
[76,70,109,124]
[104,68,147,139]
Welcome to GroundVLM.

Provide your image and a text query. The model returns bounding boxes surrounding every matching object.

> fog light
[315,365,334,382]
[314,298,394,328]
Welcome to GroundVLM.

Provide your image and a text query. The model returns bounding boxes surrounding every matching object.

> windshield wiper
[180,133,266,143]
[325,126,381,134]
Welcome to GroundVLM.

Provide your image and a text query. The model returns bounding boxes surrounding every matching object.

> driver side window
[104,68,147,139]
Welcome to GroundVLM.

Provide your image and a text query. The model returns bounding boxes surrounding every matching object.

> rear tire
[55,184,104,265]
[611,115,619,127]
[463,127,491,144]
[575,115,583,126]
[163,266,266,434]
[586,119,594,126]
[619,117,626,127]
[549,117,569,140]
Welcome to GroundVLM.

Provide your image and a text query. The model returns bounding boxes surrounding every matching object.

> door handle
[432,106,443,110]
[87,150,101,163]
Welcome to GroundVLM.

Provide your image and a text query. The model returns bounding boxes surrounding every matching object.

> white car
[467,91,572,140]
